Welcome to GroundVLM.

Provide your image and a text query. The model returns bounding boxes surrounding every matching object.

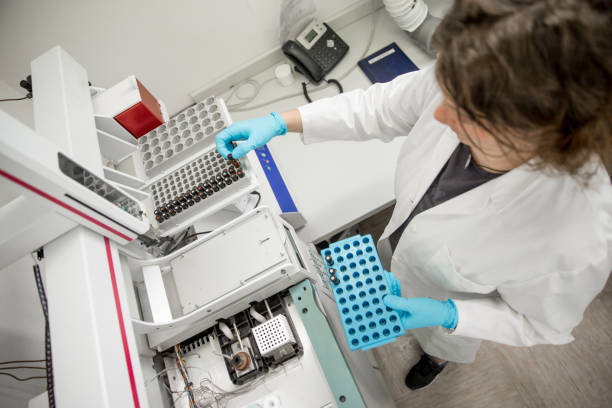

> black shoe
[405,354,447,390]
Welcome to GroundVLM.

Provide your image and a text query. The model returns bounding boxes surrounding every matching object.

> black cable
[251,191,262,208]
[326,78,343,93]
[0,360,45,364]
[301,78,344,103]
[301,82,312,103]
[33,264,56,408]
[0,96,30,102]
[0,366,45,370]
[0,372,46,382]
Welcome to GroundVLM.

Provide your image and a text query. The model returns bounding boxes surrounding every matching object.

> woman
[217,0,612,390]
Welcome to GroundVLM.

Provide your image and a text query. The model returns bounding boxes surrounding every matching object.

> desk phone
[282,20,349,84]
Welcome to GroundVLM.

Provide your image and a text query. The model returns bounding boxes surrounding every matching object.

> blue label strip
[255,145,298,213]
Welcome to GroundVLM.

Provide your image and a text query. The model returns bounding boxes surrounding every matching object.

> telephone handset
[282,40,325,83]
[282,21,349,85]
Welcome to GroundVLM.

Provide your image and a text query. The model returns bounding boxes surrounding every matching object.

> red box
[114,80,164,139]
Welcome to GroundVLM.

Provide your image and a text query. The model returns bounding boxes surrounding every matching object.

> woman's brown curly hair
[432,0,612,180]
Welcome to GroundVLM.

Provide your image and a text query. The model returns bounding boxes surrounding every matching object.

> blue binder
[358,42,419,83]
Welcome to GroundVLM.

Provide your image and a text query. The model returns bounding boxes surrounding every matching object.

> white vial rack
[137,96,230,177]
[147,144,258,236]
[252,315,296,357]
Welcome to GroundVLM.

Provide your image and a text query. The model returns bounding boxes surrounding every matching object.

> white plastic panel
[31,46,104,178]
[172,209,288,314]
[98,129,137,163]
[45,227,150,407]
[103,166,145,189]
[142,265,173,322]
[129,207,313,350]
[0,109,147,256]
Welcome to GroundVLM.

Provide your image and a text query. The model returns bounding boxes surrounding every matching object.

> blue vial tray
[320,234,404,351]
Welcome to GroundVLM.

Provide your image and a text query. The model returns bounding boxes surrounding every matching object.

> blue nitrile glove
[384,271,402,297]
[383,295,458,330]
[215,112,287,159]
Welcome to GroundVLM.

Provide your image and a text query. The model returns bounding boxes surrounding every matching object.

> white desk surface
[228,9,435,243]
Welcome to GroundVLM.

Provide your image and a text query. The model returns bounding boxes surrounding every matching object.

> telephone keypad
[310,25,349,73]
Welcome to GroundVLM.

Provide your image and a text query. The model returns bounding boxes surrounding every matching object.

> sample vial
[228,154,240,169]
[325,255,334,266]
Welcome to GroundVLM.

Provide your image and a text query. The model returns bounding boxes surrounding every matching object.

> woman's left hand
[383,295,458,330]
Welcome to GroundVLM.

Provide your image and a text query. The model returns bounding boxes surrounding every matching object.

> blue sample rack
[320,234,404,351]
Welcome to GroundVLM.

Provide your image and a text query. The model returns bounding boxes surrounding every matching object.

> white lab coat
[298,64,612,363]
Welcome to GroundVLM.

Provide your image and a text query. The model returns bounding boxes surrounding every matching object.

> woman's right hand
[215,112,287,159]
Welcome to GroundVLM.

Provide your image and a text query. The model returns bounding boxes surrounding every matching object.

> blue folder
[358,42,419,83]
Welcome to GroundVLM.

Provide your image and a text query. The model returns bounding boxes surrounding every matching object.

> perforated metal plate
[252,315,296,357]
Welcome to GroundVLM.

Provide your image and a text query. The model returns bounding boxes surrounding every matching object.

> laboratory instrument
[1,46,396,408]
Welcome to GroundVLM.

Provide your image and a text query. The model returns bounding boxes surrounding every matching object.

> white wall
[0,0,356,125]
